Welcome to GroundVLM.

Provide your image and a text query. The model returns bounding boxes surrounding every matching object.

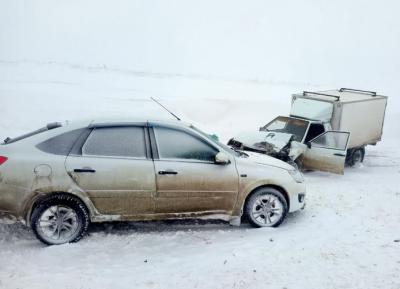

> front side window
[154,127,218,162]
[304,123,325,143]
[311,131,350,151]
[83,127,146,158]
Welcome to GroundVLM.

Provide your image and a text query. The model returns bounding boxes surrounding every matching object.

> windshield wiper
[230,147,249,157]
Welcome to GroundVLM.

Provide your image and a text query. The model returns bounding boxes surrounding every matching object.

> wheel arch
[25,191,91,226]
[243,184,290,213]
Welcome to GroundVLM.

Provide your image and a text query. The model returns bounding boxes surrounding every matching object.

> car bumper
[287,182,306,213]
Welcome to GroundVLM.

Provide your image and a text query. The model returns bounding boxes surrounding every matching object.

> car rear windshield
[2,122,63,145]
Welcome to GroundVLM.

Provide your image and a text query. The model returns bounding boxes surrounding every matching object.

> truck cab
[255,115,350,174]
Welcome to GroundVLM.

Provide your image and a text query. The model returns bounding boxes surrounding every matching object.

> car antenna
[150,97,181,121]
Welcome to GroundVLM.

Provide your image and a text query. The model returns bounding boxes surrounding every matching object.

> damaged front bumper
[228,131,307,164]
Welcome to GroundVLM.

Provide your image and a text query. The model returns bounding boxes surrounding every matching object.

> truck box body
[291,89,388,148]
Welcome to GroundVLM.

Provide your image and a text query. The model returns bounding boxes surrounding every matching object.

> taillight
[0,156,8,166]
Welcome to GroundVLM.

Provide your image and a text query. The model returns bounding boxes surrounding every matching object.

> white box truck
[228,88,388,174]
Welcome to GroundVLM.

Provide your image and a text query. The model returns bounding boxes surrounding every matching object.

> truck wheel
[245,187,288,228]
[31,193,90,245]
[347,147,365,167]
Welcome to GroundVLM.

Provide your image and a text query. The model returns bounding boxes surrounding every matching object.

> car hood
[243,151,295,171]
[233,131,294,153]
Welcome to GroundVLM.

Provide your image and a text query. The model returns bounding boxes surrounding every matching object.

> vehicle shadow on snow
[87,219,250,237]
[87,212,307,237]
[0,212,307,246]
[0,222,37,243]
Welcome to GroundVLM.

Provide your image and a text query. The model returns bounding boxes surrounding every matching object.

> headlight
[288,169,304,183]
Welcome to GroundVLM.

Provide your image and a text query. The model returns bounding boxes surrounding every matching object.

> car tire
[31,193,90,245]
[347,147,365,167]
[245,187,288,228]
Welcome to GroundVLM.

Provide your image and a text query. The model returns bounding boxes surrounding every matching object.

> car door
[150,124,239,215]
[300,131,350,174]
[65,125,156,216]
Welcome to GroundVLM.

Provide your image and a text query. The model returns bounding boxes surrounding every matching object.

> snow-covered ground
[0,62,399,289]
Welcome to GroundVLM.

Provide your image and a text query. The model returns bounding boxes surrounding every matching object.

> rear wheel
[31,194,90,245]
[347,147,365,167]
[245,187,288,228]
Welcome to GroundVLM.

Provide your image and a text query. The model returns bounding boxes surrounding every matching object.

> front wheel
[244,188,288,228]
[31,194,90,245]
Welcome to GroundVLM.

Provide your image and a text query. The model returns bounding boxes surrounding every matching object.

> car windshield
[261,116,309,142]
[190,126,244,157]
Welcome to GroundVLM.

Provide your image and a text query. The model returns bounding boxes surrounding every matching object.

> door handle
[74,168,96,173]
[158,170,178,175]
[334,153,346,157]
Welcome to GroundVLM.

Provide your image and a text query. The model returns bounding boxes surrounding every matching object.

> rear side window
[36,129,85,156]
[154,127,218,162]
[82,127,146,158]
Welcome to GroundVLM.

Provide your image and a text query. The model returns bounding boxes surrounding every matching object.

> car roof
[293,89,387,103]
[89,117,192,128]
[276,115,322,124]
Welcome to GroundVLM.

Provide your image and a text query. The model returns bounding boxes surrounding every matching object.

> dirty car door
[300,131,350,174]
[65,125,156,216]
[151,125,238,214]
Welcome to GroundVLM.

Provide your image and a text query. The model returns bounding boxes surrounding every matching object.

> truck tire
[346,147,365,167]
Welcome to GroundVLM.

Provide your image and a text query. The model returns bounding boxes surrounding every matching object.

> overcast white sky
[1,0,399,95]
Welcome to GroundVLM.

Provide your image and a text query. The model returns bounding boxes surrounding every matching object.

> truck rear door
[300,131,350,175]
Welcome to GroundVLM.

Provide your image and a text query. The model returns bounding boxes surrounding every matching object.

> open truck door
[300,131,350,175]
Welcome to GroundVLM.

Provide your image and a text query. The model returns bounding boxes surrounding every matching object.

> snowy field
[0,62,399,289]
[1,0,400,288]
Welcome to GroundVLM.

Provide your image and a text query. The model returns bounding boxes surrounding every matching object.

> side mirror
[215,152,230,165]
[306,141,312,149]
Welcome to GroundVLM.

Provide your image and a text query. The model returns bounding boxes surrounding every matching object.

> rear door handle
[158,170,178,175]
[334,153,346,157]
[74,168,96,173]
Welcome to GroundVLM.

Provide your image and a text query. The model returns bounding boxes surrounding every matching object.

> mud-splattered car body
[0,119,306,235]
[229,88,388,175]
